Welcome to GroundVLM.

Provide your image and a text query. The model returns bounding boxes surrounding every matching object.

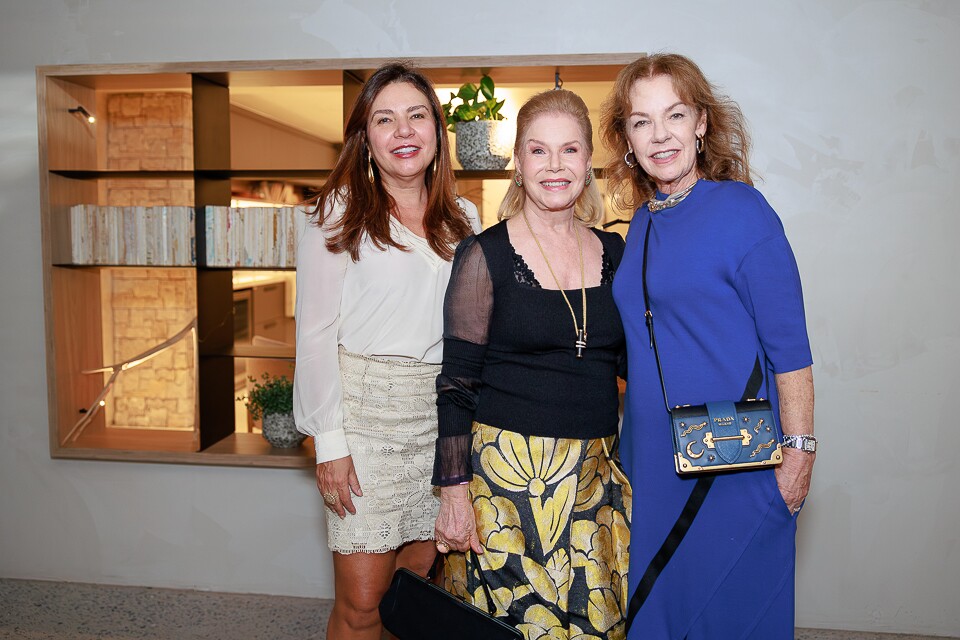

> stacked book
[203,206,304,268]
[61,204,196,266]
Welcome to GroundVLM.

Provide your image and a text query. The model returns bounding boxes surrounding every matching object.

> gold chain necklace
[647,179,698,213]
[521,212,588,358]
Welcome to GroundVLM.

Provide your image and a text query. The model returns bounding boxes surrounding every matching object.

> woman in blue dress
[599,53,816,639]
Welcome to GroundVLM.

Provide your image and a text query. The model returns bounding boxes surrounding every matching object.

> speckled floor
[0,578,953,640]
[0,579,330,640]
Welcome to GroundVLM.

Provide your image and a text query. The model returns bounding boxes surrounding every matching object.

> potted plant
[441,75,512,170]
[239,373,305,448]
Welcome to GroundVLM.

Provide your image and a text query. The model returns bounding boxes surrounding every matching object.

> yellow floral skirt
[444,422,631,640]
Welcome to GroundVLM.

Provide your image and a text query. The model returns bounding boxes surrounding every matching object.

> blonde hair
[600,53,753,210]
[498,89,604,227]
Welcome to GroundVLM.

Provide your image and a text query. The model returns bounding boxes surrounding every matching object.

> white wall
[1,0,958,635]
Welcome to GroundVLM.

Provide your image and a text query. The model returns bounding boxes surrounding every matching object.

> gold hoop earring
[624,151,637,168]
[584,169,593,187]
[696,135,704,154]
[514,172,523,188]
[367,152,375,184]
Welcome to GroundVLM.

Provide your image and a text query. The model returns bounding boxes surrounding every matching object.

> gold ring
[435,540,449,552]
[322,492,339,504]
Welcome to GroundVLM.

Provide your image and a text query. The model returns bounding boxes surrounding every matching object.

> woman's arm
[293,207,360,517]
[775,366,815,513]
[732,206,815,515]
[433,236,492,553]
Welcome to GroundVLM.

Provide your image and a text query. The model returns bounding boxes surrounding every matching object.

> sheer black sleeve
[432,236,493,486]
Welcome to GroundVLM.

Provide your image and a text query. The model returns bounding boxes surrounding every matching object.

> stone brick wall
[104,92,194,206]
[103,268,197,430]
[100,93,198,431]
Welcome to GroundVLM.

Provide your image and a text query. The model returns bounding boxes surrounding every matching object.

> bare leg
[327,550,399,640]
[395,539,438,578]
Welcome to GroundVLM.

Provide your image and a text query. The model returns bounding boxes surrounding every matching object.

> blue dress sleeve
[734,232,813,373]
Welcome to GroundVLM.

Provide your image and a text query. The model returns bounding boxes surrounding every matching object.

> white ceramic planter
[455,120,512,170]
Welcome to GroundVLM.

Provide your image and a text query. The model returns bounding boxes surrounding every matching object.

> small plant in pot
[441,75,512,171]
[239,373,305,449]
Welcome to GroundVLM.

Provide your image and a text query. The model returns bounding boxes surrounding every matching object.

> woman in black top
[432,89,631,639]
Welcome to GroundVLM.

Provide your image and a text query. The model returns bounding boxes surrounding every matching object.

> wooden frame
[36,53,638,468]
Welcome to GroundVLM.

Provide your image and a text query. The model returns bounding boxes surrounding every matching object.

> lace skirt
[325,347,441,554]
[444,422,632,639]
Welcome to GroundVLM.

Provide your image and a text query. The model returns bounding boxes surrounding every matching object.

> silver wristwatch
[782,434,817,453]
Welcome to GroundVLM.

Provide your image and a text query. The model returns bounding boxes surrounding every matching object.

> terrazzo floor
[0,578,954,640]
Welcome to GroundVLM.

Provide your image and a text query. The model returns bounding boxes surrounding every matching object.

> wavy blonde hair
[498,89,604,227]
[600,53,753,210]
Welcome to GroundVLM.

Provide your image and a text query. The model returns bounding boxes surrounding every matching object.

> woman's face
[366,81,438,186]
[516,112,592,216]
[625,74,706,195]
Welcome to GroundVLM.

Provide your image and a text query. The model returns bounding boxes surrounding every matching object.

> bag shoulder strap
[640,218,673,414]
[625,220,766,634]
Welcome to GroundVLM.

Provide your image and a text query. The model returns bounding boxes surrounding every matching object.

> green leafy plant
[239,373,293,421]
[440,75,506,132]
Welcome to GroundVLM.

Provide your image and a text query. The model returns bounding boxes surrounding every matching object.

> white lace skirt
[325,347,441,554]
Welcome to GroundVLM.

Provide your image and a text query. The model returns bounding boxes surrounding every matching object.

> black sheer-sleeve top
[432,221,626,486]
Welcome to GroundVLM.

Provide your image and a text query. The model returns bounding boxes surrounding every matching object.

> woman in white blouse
[294,62,480,639]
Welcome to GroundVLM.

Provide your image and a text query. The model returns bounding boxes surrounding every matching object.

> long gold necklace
[521,212,588,358]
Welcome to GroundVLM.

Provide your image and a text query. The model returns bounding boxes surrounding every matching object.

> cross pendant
[575,329,587,359]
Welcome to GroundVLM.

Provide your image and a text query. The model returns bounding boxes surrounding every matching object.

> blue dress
[612,180,813,640]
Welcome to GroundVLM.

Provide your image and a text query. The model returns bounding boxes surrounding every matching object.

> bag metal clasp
[702,429,753,449]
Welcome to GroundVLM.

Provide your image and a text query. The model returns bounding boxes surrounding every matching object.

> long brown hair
[600,53,753,209]
[497,89,605,227]
[308,62,471,261]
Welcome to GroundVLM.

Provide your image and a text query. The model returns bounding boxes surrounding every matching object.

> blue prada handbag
[670,399,783,474]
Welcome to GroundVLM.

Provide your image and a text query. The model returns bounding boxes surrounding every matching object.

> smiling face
[516,112,592,217]
[625,74,707,195]
[366,81,438,187]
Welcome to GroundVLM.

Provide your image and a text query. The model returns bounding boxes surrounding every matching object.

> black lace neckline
[512,246,614,289]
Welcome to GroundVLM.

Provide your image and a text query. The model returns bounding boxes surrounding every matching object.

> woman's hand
[775,366,815,515]
[316,455,362,519]
[775,448,814,514]
[435,484,483,554]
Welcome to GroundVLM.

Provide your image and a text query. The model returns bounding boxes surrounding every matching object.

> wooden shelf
[199,433,314,467]
[454,168,606,180]
[51,170,195,180]
[53,433,314,469]
[49,168,537,181]
[230,344,296,359]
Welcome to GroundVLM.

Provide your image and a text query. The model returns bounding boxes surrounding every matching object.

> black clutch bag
[379,567,522,640]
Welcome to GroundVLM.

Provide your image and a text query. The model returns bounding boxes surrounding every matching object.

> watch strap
[782,434,817,453]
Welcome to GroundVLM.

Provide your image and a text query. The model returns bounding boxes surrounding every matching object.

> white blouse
[293,195,481,462]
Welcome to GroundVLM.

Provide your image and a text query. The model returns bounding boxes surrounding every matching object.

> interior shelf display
[203,205,304,268]
[36,55,634,468]
[57,204,196,266]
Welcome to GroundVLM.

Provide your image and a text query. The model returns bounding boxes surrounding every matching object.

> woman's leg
[395,539,438,578]
[326,541,437,640]
[327,550,399,640]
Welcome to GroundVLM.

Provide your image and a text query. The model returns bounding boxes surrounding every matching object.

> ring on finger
[322,492,340,504]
